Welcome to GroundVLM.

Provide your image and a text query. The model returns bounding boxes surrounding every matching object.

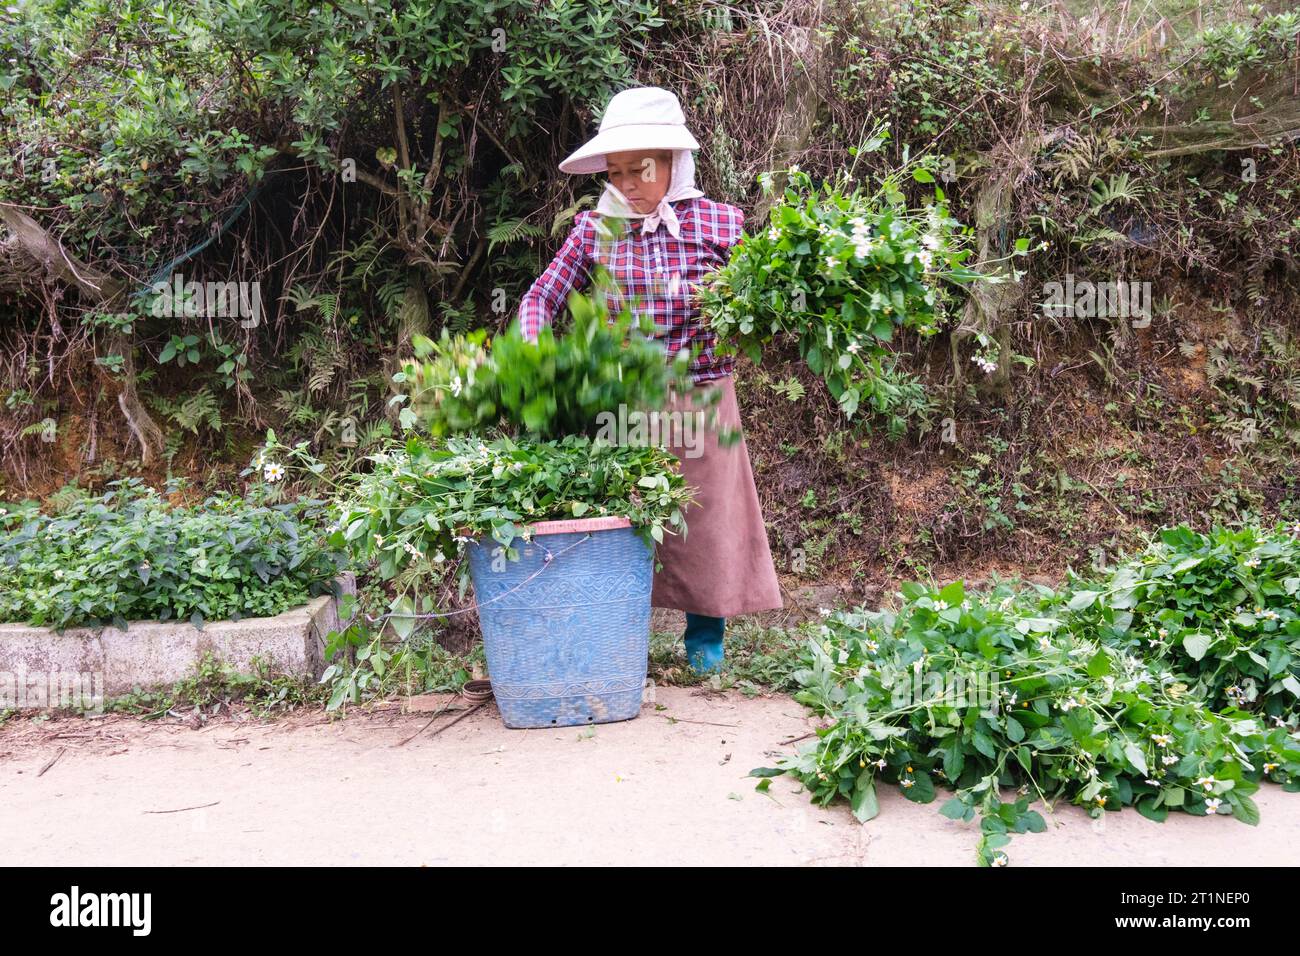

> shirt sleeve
[517,212,594,341]
[721,203,744,249]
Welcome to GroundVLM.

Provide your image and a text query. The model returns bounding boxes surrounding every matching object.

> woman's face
[605,150,673,214]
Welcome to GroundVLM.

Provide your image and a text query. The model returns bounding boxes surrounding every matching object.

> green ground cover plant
[0,478,344,629]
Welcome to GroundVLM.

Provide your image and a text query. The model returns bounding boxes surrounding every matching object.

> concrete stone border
[0,574,356,699]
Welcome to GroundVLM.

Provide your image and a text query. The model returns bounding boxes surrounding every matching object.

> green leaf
[939,797,967,820]
[1086,649,1112,678]
[1067,590,1100,611]
[938,581,965,606]
[851,776,880,822]
[1232,793,1260,826]
[901,771,936,803]
[1136,798,1168,823]
[389,595,415,640]
[1123,742,1149,776]
[1005,716,1025,742]
[1182,632,1212,661]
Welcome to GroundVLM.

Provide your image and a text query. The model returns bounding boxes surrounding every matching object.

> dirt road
[3,686,1298,866]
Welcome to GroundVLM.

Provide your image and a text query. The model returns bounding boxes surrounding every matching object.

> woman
[517,86,782,674]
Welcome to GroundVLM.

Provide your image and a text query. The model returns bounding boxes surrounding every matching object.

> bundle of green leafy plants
[327,433,689,602]
[0,479,345,629]
[396,281,692,439]
[699,134,999,433]
[254,285,704,645]
[755,523,1300,865]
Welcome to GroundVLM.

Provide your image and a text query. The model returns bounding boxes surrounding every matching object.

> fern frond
[552,194,598,236]
[487,218,545,251]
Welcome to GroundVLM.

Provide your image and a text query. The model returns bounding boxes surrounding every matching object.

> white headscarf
[594,149,704,239]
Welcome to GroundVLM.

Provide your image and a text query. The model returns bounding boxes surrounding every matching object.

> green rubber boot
[684,613,726,675]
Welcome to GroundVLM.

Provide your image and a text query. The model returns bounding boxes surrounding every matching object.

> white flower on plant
[1264,762,1279,773]
[1157,628,1168,638]
[1243,557,1260,568]
[1205,797,1223,813]
[818,607,832,618]
[992,853,1008,867]
[1151,733,1172,746]
[374,534,384,545]
[139,561,150,571]
[865,639,879,653]
[1145,779,1160,786]
[920,233,942,250]
[846,342,861,354]
[788,164,800,174]
[933,600,949,611]
[1195,775,1216,790]
[824,256,841,270]
[449,375,463,398]
[1038,636,1052,651]
[873,758,886,769]
[917,250,933,270]
[1162,754,1178,766]
[53,569,64,579]
[900,778,914,789]
[264,462,285,482]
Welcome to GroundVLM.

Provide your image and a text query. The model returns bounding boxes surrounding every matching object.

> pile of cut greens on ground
[756,523,1300,865]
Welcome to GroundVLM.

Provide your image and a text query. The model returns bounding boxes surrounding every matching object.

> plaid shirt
[517,196,742,383]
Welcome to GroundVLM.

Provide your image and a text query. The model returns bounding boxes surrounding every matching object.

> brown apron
[650,375,784,618]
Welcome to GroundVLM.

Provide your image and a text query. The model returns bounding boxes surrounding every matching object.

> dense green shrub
[0,479,345,629]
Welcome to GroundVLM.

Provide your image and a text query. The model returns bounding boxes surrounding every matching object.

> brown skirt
[650,375,784,618]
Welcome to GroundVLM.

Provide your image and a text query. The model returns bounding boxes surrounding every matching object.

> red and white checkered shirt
[517,196,743,383]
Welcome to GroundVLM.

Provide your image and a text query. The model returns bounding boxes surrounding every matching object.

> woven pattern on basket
[467,525,653,729]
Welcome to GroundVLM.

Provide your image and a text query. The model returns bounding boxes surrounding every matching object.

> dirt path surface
[3,686,1298,866]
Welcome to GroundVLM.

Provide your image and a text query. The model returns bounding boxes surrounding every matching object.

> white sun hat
[559,86,701,175]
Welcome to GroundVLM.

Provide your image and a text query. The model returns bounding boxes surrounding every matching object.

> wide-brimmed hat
[559,87,700,175]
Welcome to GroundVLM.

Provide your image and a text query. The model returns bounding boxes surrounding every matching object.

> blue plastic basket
[467,516,653,729]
